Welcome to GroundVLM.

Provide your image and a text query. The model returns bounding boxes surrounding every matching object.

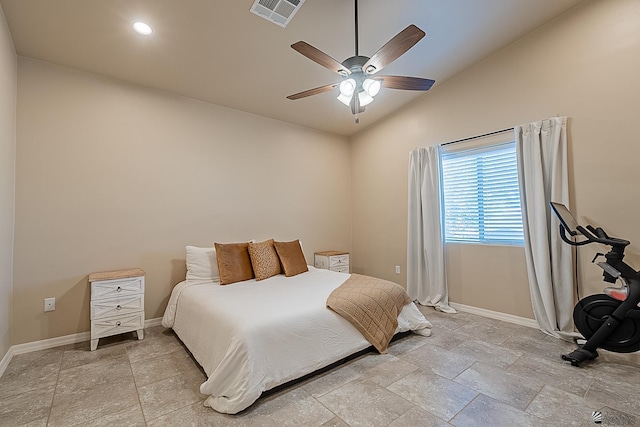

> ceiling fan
[287,0,435,123]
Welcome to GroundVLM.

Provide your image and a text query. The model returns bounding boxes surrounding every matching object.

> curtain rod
[440,127,513,147]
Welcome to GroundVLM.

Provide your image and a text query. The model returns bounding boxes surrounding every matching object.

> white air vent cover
[250,0,305,28]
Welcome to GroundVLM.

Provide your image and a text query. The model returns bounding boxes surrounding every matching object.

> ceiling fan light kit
[337,78,378,107]
[287,0,435,123]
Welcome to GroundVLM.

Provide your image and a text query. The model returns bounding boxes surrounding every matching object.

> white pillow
[186,246,220,283]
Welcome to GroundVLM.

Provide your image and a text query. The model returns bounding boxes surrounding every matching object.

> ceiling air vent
[250,0,305,28]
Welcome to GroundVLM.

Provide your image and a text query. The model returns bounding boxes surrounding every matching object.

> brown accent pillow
[214,242,254,285]
[248,239,281,281]
[274,240,308,277]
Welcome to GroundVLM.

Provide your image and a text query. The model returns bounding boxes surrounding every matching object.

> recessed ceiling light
[132,21,153,36]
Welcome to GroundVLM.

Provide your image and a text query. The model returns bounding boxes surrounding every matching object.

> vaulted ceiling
[1,0,585,136]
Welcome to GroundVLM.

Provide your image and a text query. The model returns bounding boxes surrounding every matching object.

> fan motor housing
[342,55,370,73]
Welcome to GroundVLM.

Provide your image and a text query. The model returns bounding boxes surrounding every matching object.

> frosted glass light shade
[363,79,381,97]
[339,79,356,96]
[358,91,374,106]
[337,93,352,106]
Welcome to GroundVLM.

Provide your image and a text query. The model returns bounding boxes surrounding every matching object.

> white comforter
[162,267,432,414]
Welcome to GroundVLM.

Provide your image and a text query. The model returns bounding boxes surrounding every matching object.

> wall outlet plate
[395,265,401,274]
[44,297,55,312]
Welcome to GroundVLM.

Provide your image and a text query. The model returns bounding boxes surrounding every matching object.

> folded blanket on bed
[327,274,411,353]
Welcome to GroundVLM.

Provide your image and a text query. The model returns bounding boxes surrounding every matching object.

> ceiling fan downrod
[354,0,359,57]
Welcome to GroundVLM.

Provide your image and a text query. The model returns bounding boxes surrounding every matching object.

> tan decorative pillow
[248,239,281,281]
[214,242,254,285]
[274,239,308,277]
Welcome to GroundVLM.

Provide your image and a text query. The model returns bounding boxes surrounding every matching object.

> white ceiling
[1,0,585,136]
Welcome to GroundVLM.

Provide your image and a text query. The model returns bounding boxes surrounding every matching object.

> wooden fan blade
[375,76,435,91]
[287,83,339,100]
[362,25,425,75]
[291,41,351,76]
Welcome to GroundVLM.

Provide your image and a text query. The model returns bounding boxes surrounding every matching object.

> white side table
[314,251,350,273]
[88,268,145,351]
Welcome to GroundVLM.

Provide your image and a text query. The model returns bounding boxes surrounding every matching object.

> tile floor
[1,307,639,426]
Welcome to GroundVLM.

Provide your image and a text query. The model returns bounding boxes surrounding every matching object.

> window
[441,141,524,245]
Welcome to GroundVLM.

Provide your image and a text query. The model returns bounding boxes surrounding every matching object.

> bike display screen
[550,202,579,236]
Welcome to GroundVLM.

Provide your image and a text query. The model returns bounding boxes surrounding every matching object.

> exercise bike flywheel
[573,294,640,353]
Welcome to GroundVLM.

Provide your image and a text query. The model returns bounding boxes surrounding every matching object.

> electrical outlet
[44,297,55,312]
[395,265,401,274]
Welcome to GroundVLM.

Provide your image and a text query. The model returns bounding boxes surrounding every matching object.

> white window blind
[441,141,524,245]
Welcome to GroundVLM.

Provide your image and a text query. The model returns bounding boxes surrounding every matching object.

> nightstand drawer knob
[116,321,121,327]
[116,305,121,310]
[116,286,122,292]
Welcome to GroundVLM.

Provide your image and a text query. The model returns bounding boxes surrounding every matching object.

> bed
[161,243,432,414]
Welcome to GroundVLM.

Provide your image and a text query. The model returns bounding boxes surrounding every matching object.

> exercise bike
[550,202,640,367]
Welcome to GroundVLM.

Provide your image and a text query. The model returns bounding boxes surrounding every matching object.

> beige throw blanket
[327,274,411,353]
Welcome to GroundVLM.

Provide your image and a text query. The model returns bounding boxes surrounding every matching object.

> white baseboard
[0,317,164,378]
[11,331,92,356]
[449,302,539,329]
[0,346,13,379]
[145,317,163,328]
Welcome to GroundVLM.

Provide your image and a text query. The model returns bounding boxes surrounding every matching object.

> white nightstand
[88,268,145,351]
[314,251,350,273]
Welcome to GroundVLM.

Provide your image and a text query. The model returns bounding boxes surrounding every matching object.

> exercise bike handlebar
[550,201,630,249]
[551,201,633,284]
[560,223,631,249]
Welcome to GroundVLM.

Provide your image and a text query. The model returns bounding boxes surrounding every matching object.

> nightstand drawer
[91,294,144,320]
[331,265,350,273]
[91,276,144,300]
[329,254,349,267]
[91,312,145,339]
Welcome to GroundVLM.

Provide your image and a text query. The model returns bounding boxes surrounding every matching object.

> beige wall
[13,58,351,345]
[9,0,640,345]
[0,4,16,359]
[350,0,640,319]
